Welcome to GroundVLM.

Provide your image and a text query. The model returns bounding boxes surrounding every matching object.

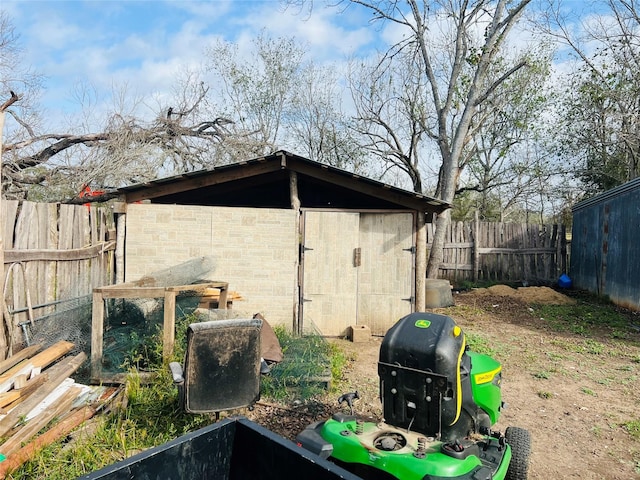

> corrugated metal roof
[572,177,640,212]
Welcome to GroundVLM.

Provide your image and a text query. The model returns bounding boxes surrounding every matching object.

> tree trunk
[426,209,450,278]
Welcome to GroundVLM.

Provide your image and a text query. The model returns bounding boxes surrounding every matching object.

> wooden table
[90,282,229,383]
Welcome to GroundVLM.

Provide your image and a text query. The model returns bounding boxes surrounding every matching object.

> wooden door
[301,211,415,337]
[357,213,415,335]
[301,211,359,336]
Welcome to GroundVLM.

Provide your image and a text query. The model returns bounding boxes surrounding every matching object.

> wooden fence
[1,201,116,358]
[427,219,568,285]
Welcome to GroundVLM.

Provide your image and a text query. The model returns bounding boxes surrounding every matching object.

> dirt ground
[247,286,640,479]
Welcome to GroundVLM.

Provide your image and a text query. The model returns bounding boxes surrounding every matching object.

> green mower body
[297,312,531,480]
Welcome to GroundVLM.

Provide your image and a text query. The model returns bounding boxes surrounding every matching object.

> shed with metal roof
[115,150,449,335]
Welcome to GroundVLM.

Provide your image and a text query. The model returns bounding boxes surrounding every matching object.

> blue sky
[3,0,379,123]
[3,0,605,132]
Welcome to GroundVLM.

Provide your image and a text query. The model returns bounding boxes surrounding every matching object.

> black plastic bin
[78,416,362,480]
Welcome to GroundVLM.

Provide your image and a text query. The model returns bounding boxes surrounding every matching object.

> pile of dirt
[468,284,576,305]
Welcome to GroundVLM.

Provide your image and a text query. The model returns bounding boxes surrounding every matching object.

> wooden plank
[77,205,91,298]
[44,203,58,318]
[0,345,41,376]
[163,290,176,360]
[0,385,81,457]
[90,292,104,383]
[98,288,166,299]
[29,340,75,370]
[165,281,229,292]
[0,404,96,477]
[4,242,116,262]
[0,374,48,411]
[0,362,33,393]
[477,247,557,254]
[0,352,87,438]
[57,204,75,301]
[0,340,74,393]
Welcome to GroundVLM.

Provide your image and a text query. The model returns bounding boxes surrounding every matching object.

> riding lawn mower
[297,312,531,480]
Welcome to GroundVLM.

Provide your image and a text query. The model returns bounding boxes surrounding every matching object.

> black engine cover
[379,312,475,440]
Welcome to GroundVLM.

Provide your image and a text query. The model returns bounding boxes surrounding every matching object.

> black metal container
[78,416,361,480]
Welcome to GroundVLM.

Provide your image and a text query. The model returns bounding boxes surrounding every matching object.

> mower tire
[505,426,531,480]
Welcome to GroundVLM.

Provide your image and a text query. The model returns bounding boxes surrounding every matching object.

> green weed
[581,387,596,396]
[622,419,640,441]
[465,332,499,357]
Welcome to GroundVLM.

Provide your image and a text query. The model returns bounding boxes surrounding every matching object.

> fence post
[473,211,480,282]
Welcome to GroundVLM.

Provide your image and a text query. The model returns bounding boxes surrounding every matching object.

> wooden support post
[473,211,480,282]
[289,170,301,334]
[90,291,104,382]
[415,211,426,312]
[163,290,176,361]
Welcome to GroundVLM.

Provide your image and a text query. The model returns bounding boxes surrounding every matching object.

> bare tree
[348,49,434,192]
[1,77,242,201]
[205,33,305,158]
[289,62,369,172]
[294,0,532,276]
[0,12,257,203]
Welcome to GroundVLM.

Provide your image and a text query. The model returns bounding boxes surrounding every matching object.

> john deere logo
[415,319,431,328]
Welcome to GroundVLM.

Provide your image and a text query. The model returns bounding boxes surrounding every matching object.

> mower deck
[299,414,512,480]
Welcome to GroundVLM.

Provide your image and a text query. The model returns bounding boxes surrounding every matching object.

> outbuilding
[571,177,640,311]
[115,150,449,336]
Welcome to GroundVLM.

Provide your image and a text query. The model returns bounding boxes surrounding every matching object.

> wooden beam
[163,290,176,361]
[90,291,104,383]
[415,211,426,311]
[123,162,283,203]
[4,241,116,263]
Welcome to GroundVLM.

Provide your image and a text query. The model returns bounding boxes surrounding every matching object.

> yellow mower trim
[450,334,466,425]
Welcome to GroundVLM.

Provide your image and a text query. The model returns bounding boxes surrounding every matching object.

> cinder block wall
[124,204,298,328]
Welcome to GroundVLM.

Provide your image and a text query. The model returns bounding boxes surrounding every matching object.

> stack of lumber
[0,341,120,477]
[198,289,243,309]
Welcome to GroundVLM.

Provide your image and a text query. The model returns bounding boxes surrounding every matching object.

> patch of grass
[546,351,568,361]
[581,387,596,396]
[622,419,640,441]
[537,391,553,399]
[535,302,634,338]
[446,304,486,318]
[258,326,342,402]
[533,370,551,379]
[584,339,606,354]
[465,332,499,357]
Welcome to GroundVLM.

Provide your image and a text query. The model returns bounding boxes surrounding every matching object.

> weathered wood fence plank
[0,202,115,359]
[428,221,567,285]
